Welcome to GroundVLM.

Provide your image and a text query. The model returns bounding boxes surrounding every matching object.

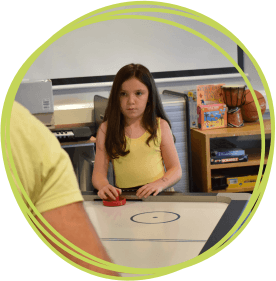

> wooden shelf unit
[191,120,271,193]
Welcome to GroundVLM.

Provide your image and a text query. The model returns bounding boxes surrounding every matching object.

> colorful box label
[197,104,227,130]
[227,175,258,188]
[196,84,225,106]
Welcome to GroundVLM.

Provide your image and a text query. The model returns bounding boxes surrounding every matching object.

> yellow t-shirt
[113,118,165,188]
[10,102,83,214]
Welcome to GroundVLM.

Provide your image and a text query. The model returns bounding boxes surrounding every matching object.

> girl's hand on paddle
[98,185,121,201]
[136,182,163,199]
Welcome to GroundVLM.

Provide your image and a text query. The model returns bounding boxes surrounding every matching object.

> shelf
[192,119,271,138]
[191,120,271,193]
[210,148,268,169]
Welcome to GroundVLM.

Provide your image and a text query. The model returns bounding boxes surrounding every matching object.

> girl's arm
[92,122,121,200]
[136,119,182,198]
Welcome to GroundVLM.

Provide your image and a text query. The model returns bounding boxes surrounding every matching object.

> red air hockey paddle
[103,189,126,207]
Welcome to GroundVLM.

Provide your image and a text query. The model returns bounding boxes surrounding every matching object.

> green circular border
[1,1,275,280]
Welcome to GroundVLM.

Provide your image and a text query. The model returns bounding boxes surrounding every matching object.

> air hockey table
[82,191,250,276]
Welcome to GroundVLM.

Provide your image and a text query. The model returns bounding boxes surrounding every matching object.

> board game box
[211,154,248,164]
[210,138,245,158]
[227,175,258,188]
[197,103,227,130]
[184,84,226,129]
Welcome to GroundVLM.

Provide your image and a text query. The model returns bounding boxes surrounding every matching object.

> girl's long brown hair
[104,63,173,159]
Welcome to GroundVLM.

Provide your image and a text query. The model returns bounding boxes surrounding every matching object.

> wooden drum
[221,85,246,108]
[221,85,247,128]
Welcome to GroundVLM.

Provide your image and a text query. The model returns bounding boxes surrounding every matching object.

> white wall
[21,8,268,125]
[24,10,238,80]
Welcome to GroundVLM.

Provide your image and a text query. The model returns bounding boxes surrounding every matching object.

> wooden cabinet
[191,120,271,193]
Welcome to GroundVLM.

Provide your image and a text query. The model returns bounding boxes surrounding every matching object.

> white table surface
[84,200,228,276]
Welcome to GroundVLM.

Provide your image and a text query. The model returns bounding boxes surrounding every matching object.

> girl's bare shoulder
[160,118,174,144]
[98,121,108,134]
[96,121,108,148]
[159,118,170,130]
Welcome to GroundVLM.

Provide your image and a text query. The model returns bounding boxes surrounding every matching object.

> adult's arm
[10,103,119,276]
[37,202,120,276]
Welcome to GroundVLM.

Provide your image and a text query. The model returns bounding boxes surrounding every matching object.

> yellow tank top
[113,118,165,188]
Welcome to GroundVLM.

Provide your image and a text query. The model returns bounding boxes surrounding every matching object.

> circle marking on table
[130,211,180,224]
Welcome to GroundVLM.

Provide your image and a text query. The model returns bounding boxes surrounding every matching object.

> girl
[92,63,182,200]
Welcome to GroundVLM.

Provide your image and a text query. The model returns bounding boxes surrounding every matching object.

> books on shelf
[210,138,247,164]
[211,154,248,164]
[211,147,245,158]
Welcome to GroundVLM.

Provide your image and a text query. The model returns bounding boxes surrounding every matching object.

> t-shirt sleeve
[10,102,83,214]
[36,144,84,214]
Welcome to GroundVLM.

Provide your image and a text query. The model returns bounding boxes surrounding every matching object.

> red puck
[103,190,126,207]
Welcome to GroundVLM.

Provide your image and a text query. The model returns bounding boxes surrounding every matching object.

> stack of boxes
[184,84,228,130]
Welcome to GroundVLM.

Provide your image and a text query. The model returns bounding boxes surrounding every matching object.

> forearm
[41,227,119,276]
[92,172,110,191]
[156,166,182,191]
[38,203,120,276]
[92,172,119,200]
[136,166,182,198]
